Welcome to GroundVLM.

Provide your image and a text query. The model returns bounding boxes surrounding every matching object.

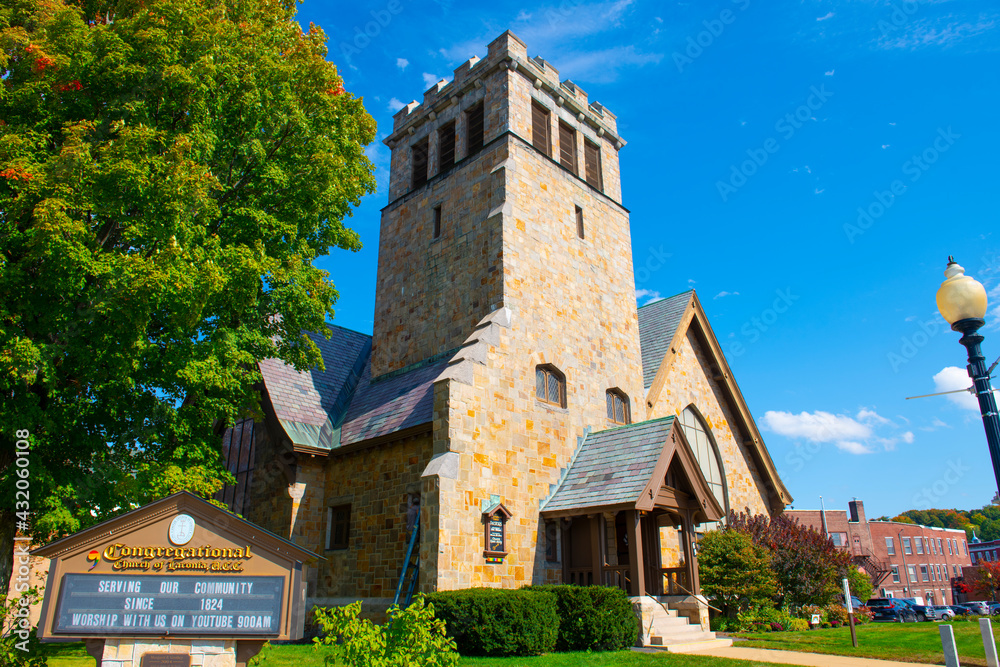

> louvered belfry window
[606,389,630,424]
[438,121,456,172]
[559,121,577,174]
[466,102,484,156]
[535,364,565,408]
[584,139,602,191]
[532,101,551,156]
[411,137,429,189]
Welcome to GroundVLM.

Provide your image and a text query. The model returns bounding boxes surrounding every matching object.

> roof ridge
[636,289,694,309]
[589,414,676,436]
[369,347,460,384]
[320,321,373,339]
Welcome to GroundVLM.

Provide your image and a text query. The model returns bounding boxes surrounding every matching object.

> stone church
[217,31,791,624]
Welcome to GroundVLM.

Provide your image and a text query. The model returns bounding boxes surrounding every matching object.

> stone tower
[372,30,637,383]
[374,31,647,591]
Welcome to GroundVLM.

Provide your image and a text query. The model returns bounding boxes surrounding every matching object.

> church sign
[32,491,318,646]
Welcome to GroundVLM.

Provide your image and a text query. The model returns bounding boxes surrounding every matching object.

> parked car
[840,595,864,610]
[950,605,975,617]
[961,601,991,615]
[989,602,1000,616]
[866,598,918,622]
[913,605,955,621]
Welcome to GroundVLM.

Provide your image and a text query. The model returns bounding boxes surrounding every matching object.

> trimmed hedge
[526,585,637,651]
[425,588,558,657]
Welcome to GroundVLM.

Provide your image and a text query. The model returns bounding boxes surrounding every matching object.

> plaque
[481,502,512,560]
[140,655,191,667]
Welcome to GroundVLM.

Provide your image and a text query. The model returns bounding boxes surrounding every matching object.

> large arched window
[679,406,729,529]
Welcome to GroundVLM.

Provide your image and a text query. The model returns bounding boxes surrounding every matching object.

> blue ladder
[393,506,420,607]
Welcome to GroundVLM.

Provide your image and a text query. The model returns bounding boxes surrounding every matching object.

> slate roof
[258,325,443,451]
[340,356,449,446]
[637,291,692,389]
[541,416,676,514]
[258,326,370,433]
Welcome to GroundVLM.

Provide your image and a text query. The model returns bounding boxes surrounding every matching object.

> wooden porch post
[626,510,646,596]
[682,509,700,594]
[589,515,603,586]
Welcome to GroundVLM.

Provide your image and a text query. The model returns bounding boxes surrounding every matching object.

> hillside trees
[0,0,376,595]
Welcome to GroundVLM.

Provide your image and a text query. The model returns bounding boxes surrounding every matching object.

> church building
[217,30,792,625]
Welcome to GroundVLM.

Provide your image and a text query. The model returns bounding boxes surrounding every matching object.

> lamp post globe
[936,257,1000,498]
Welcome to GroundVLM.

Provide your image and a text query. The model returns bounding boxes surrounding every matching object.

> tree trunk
[0,510,14,599]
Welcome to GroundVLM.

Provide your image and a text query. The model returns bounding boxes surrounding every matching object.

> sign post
[843,577,858,648]
[32,491,318,667]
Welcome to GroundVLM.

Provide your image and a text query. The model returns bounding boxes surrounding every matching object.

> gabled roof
[339,355,449,447]
[638,291,692,389]
[540,416,724,523]
[258,325,441,453]
[638,290,793,507]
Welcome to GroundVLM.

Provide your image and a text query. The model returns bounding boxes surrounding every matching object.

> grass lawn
[38,640,801,667]
[735,619,998,665]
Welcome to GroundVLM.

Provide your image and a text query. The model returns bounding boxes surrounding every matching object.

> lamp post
[936,257,1000,498]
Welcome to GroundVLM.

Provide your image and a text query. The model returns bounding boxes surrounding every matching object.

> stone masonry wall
[422,128,644,590]
[314,434,433,600]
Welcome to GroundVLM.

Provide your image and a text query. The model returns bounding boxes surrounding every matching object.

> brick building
[969,536,1000,564]
[214,31,792,626]
[787,501,970,605]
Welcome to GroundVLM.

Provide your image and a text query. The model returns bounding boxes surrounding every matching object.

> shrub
[788,619,809,631]
[525,585,636,651]
[769,622,784,632]
[698,529,777,618]
[425,588,558,657]
[1,588,46,667]
[799,605,826,624]
[854,606,874,624]
[825,604,849,625]
[312,596,457,667]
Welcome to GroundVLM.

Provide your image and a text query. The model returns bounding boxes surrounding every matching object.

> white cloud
[388,98,405,112]
[933,366,978,411]
[762,409,911,455]
[825,69,835,76]
[764,410,873,443]
[880,18,997,50]
[814,188,825,194]
[857,408,892,426]
[714,291,739,299]
[396,58,409,71]
[541,45,662,84]
[688,278,696,285]
[882,144,891,149]
[817,12,834,21]
[422,73,444,89]
[635,289,663,305]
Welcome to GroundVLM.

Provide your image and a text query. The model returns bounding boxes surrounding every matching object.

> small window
[558,120,577,173]
[532,101,551,156]
[885,537,895,555]
[938,538,944,553]
[908,564,917,582]
[411,137,429,189]
[328,504,351,550]
[915,537,923,554]
[903,537,912,555]
[921,565,929,582]
[891,565,900,583]
[432,205,442,239]
[535,364,565,408]
[544,521,559,563]
[466,102,484,156]
[575,205,584,239]
[948,540,953,555]
[583,138,602,191]
[438,121,456,172]
[606,389,630,425]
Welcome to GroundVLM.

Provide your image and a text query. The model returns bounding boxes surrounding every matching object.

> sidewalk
[692,646,941,666]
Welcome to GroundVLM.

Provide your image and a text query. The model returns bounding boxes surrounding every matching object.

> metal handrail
[662,575,723,614]
[393,506,420,607]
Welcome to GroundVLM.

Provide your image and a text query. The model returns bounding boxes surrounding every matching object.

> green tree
[0,0,375,594]
[698,529,777,619]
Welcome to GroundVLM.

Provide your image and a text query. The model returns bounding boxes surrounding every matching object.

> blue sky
[296,0,1000,519]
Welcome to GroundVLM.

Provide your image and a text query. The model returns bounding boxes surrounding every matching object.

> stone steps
[632,595,730,652]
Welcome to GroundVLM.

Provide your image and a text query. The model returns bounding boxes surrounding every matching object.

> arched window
[535,365,565,408]
[606,389,630,425]
[679,406,729,529]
